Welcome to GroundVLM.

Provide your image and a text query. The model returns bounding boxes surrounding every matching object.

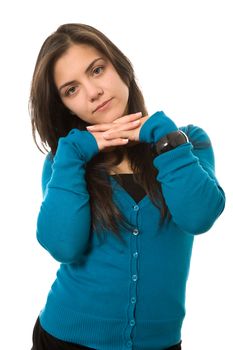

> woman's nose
[85,82,104,102]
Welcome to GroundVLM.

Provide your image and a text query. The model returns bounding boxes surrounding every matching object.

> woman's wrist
[154,130,189,155]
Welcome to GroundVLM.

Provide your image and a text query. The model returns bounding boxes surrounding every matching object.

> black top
[111,174,146,203]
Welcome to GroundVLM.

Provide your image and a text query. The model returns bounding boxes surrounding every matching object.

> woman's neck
[101,145,135,175]
[109,156,133,175]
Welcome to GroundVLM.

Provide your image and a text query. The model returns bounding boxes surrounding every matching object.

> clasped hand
[86,112,149,151]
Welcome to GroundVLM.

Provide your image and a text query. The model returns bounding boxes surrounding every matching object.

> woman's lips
[93,98,113,113]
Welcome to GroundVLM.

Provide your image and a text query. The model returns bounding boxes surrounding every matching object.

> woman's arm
[139,111,225,234]
[36,129,99,263]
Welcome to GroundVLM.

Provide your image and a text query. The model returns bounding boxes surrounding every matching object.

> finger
[99,138,129,150]
[86,118,141,132]
[111,119,141,132]
[103,130,132,140]
[86,123,113,132]
[106,138,129,146]
[103,120,141,138]
[113,112,142,124]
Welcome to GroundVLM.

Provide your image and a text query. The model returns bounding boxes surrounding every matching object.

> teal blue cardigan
[37,111,225,350]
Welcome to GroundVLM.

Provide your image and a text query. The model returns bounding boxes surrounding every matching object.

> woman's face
[54,44,129,125]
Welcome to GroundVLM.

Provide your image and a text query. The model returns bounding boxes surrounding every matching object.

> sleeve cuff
[66,129,99,162]
[139,111,178,143]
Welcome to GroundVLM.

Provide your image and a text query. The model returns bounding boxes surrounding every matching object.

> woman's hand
[86,112,150,151]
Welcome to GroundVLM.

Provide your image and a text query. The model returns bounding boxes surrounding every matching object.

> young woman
[30,23,225,350]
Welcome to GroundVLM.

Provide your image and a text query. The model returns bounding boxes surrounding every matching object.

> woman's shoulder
[42,152,53,170]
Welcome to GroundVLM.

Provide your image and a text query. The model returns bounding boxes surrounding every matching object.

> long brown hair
[29,23,168,237]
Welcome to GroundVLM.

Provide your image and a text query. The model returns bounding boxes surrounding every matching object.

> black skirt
[31,317,182,350]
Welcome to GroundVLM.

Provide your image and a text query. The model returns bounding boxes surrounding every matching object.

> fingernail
[136,112,142,116]
[86,125,93,129]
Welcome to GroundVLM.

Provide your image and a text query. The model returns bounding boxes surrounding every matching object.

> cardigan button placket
[124,203,141,348]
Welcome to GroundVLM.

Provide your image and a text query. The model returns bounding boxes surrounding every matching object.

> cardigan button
[131,297,136,303]
[132,274,138,282]
[127,340,133,347]
[133,228,139,236]
[130,319,135,326]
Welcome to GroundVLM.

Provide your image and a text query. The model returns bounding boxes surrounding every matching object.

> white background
[0,1,232,349]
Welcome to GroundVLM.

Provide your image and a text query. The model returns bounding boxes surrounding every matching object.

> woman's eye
[93,66,104,75]
[65,86,77,96]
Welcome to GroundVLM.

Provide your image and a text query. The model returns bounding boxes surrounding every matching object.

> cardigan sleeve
[139,111,225,234]
[36,129,99,263]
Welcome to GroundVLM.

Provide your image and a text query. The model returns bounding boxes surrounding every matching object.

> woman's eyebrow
[58,57,104,92]
[85,57,104,74]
